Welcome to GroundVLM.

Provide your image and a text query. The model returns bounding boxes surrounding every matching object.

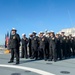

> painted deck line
[0,64,55,75]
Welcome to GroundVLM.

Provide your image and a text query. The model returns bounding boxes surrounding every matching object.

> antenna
[68,10,73,26]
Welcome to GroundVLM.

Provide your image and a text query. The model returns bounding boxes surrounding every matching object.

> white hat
[50,30,54,32]
[29,33,32,35]
[32,31,37,34]
[22,33,26,36]
[47,31,50,33]
[11,28,17,31]
[39,31,44,34]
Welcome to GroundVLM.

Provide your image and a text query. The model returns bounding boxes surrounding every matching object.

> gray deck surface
[0,50,75,75]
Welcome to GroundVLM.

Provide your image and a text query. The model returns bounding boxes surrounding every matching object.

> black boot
[16,61,19,64]
[8,61,14,63]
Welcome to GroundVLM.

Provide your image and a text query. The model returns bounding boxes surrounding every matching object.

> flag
[5,34,7,48]
[5,32,9,48]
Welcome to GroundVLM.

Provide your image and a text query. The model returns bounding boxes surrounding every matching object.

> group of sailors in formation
[8,28,75,64]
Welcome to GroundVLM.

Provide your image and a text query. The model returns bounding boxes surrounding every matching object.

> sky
[0,0,75,45]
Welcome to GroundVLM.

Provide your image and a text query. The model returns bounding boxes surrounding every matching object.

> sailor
[55,34,62,60]
[66,36,71,58]
[45,31,50,60]
[31,31,39,60]
[28,33,33,58]
[48,31,57,62]
[60,32,67,59]
[71,36,75,56]
[38,31,47,60]
[21,33,28,58]
[8,28,20,64]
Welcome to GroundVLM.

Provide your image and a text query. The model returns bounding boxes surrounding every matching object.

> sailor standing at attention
[8,28,20,64]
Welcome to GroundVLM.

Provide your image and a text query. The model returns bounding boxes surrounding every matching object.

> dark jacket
[21,38,28,47]
[31,36,39,48]
[59,35,66,49]
[38,36,47,48]
[10,33,20,48]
